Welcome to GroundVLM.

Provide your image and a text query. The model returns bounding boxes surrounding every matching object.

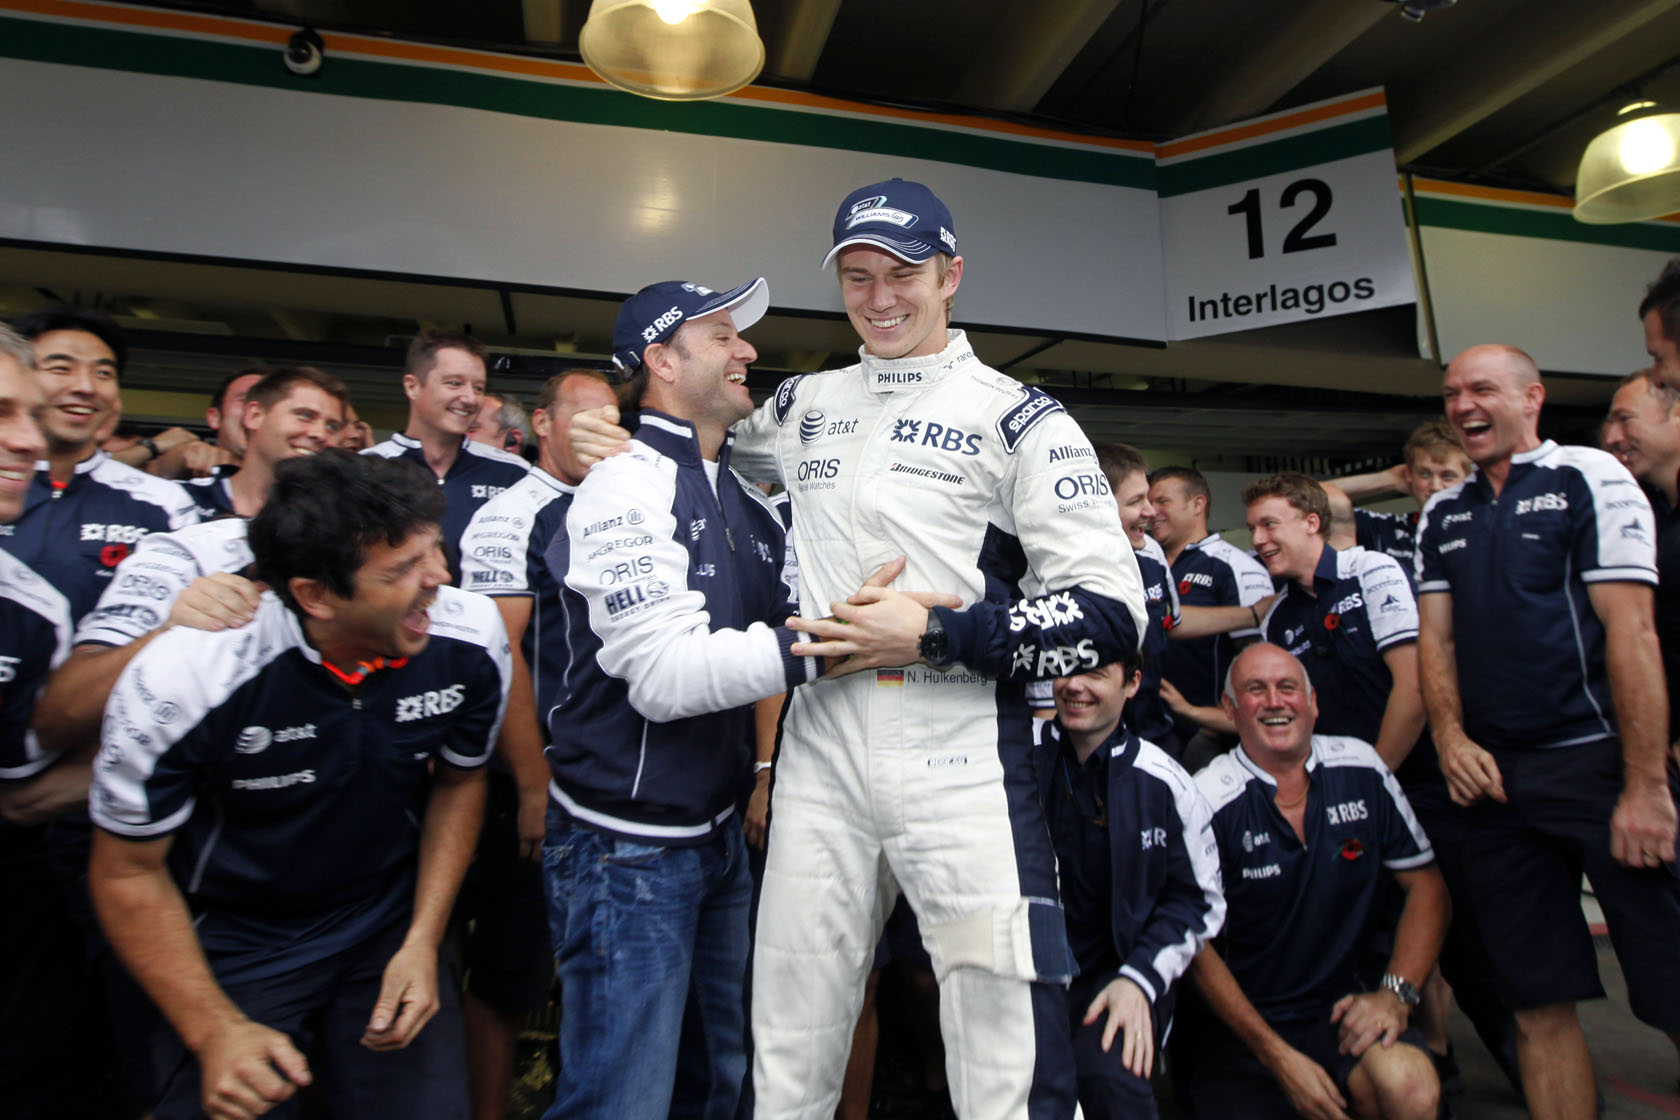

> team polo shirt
[75,518,253,648]
[1261,545,1427,777]
[1196,736,1433,1022]
[364,434,530,579]
[459,466,575,722]
[184,469,238,520]
[1354,508,1417,571]
[1415,441,1657,751]
[90,586,511,985]
[0,452,199,622]
[1648,480,1680,742]
[0,551,73,784]
[1159,533,1272,725]
[1130,534,1182,747]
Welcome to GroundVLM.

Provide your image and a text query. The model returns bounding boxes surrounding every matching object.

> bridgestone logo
[889,462,964,485]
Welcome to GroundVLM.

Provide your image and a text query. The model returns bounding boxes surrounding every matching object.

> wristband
[1249,604,1260,628]
[754,761,773,774]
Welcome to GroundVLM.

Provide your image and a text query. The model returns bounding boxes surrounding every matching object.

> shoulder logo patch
[773,375,806,425]
[996,389,1063,453]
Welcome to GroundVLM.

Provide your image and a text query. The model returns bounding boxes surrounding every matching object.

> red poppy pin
[1323,612,1341,631]
[1339,837,1364,861]
[100,543,131,568]
[1179,579,1191,595]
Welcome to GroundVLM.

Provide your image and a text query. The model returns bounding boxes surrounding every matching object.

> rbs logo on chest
[889,418,982,456]
[396,684,466,723]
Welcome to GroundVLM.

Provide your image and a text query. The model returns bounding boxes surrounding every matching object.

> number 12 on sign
[1227,178,1338,259]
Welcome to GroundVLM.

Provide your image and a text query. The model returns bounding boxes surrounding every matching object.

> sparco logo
[396,684,466,722]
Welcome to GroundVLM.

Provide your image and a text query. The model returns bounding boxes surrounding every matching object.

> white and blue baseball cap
[821,179,958,269]
[611,277,770,373]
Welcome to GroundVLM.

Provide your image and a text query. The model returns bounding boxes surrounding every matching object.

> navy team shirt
[1415,441,1657,751]
[364,434,530,580]
[0,551,73,785]
[0,452,199,622]
[1354,508,1417,571]
[90,586,511,985]
[1196,736,1433,1022]
[1261,544,1438,785]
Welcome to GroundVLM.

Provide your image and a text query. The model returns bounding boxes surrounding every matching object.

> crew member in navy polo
[364,329,529,580]
[183,366,344,522]
[539,277,828,1120]
[1035,647,1224,1119]
[454,367,615,1120]
[1147,466,1271,763]
[1187,644,1445,1120]
[1245,473,1423,773]
[2,307,198,621]
[1417,343,1680,1117]
[32,366,348,792]
[87,451,510,1120]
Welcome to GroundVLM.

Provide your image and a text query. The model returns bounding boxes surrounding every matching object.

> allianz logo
[234,723,319,754]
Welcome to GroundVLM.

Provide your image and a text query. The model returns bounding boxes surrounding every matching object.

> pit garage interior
[5,0,1680,483]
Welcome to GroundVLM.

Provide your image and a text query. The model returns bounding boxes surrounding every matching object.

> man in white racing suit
[577,179,1147,1119]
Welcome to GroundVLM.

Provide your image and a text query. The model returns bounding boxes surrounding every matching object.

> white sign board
[1159,91,1416,341]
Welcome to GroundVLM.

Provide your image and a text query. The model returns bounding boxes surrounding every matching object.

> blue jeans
[542,814,752,1120]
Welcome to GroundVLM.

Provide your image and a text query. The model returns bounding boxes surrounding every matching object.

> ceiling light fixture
[579,0,764,101]
[1574,102,1680,224]
[1383,0,1458,24]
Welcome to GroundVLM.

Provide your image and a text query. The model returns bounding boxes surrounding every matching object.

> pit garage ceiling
[7,0,1671,457]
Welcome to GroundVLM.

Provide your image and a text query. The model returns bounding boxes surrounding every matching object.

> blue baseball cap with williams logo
[611,277,770,373]
[822,179,958,270]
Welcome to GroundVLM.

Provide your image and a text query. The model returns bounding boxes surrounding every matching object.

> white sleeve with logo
[1354,550,1419,649]
[75,533,207,647]
[1559,447,1659,584]
[562,450,813,723]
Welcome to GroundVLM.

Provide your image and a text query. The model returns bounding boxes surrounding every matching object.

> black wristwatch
[138,436,160,462]
[917,613,954,669]
[1381,972,1421,1009]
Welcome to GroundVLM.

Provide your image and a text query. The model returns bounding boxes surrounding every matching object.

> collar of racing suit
[856,329,974,393]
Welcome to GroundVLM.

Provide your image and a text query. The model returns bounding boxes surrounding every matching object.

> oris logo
[797,459,840,481]
[472,545,513,560]
[1053,473,1111,501]
[600,557,654,585]
[396,684,466,723]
